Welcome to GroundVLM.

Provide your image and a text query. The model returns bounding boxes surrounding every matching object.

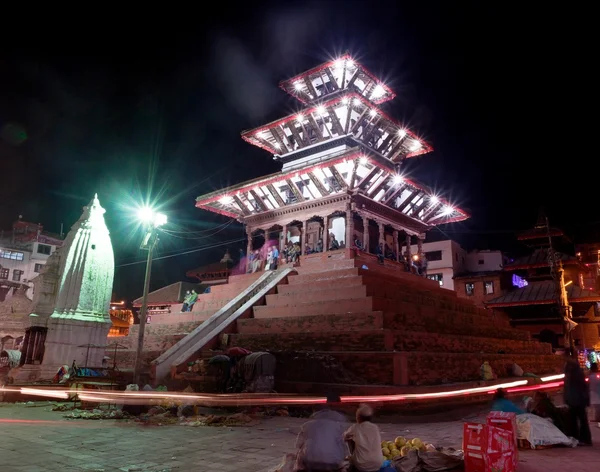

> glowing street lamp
[133,207,167,385]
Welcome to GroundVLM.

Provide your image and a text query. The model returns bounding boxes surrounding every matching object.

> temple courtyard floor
[0,402,598,472]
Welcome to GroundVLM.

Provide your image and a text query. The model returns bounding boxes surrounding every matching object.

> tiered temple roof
[196,55,468,231]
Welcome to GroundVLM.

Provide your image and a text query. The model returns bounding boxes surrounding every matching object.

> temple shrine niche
[195,54,469,261]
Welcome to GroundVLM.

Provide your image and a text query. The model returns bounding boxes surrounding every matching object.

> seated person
[344,404,383,472]
[329,233,340,250]
[305,244,313,255]
[295,394,348,472]
[491,388,524,414]
[375,244,384,264]
[354,238,363,250]
[530,391,568,434]
[315,239,323,253]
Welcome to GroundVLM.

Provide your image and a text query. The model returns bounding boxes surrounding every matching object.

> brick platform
[113,249,565,392]
[230,249,564,390]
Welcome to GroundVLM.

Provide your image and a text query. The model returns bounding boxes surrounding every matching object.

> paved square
[0,402,598,471]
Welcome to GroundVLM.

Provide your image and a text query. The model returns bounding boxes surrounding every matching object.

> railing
[152,268,295,381]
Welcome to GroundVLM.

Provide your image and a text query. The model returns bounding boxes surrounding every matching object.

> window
[427,273,444,286]
[37,244,52,255]
[484,281,494,295]
[0,268,9,280]
[0,249,24,261]
[12,270,23,282]
[478,259,484,265]
[425,250,442,261]
[34,263,44,273]
[465,282,474,296]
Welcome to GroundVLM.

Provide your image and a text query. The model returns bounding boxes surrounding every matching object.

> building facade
[486,217,600,351]
[0,219,63,301]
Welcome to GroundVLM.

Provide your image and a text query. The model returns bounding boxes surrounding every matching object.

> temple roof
[504,248,579,270]
[279,54,395,106]
[195,149,468,226]
[517,226,568,242]
[241,92,431,163]
[485,280,600,308]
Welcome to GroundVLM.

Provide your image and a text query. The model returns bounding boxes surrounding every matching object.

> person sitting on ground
[530,391,567,434]
[295,393,348,472]
[305,244,313,255]
[344,404,383,472]
[491,388,524,414]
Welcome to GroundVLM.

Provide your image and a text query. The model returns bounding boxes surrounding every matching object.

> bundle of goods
[516,414,577,449]
[463,411,518,472]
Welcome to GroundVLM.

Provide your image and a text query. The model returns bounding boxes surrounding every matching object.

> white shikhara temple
[196,55,469,258]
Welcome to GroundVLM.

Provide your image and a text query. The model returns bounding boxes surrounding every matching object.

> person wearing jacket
[564,357,592,445]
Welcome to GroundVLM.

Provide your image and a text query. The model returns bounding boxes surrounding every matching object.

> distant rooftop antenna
[60,223,64,238]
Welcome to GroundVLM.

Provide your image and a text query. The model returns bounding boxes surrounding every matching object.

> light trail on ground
[0,375,566,407]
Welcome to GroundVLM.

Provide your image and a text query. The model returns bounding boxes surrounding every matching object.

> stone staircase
[109,271,269,375]
[217,250,565,393]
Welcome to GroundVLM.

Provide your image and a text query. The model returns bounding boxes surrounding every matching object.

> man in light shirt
[344,404,383,472]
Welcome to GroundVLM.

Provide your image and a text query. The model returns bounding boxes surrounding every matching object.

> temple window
[0,249,24,260]
[465,283,475,296]
[12,269,23,282]
[484,281,494,295]
[34,263,44,273]
[0,268,8,279]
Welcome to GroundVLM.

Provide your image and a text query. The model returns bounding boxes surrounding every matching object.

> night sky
[0,3,592,301]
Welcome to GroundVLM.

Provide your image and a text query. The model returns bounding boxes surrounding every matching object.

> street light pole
[133,227,157,386]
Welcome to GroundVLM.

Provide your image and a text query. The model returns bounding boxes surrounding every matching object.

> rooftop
[504,248,579,270]
[485,280,600,308]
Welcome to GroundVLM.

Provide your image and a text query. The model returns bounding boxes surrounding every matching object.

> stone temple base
[39,316,111,380]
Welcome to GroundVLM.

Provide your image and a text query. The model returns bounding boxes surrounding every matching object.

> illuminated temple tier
[196,56,469,255]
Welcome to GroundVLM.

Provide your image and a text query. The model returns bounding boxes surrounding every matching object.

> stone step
[237,312,385,334]
[275,350,564,386]
[238,310,526,341]
[266,285,367,306]
[383,311,530,341]
[143,311,214,326]
[252,297,375,318]
[228,329,550,355]
[284,270,362,287]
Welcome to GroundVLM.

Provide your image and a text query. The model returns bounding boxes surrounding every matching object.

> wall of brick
[237,312,384,334]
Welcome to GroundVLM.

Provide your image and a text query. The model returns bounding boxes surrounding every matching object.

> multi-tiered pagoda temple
[195,54,469,259]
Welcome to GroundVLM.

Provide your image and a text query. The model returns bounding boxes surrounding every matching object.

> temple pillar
[405,233,412,261]
[282,224,288,248]
[362,215,369,252]
[301,220,308,255]
[345,210,354,249]
[24,328,35,364]
[323,215,329,252]
[378,222,385,252]
[417,234,424,258]
[246,228,253,258]
[393,230,400,263]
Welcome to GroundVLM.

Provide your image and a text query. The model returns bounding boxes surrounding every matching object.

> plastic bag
[516,413,577,448]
